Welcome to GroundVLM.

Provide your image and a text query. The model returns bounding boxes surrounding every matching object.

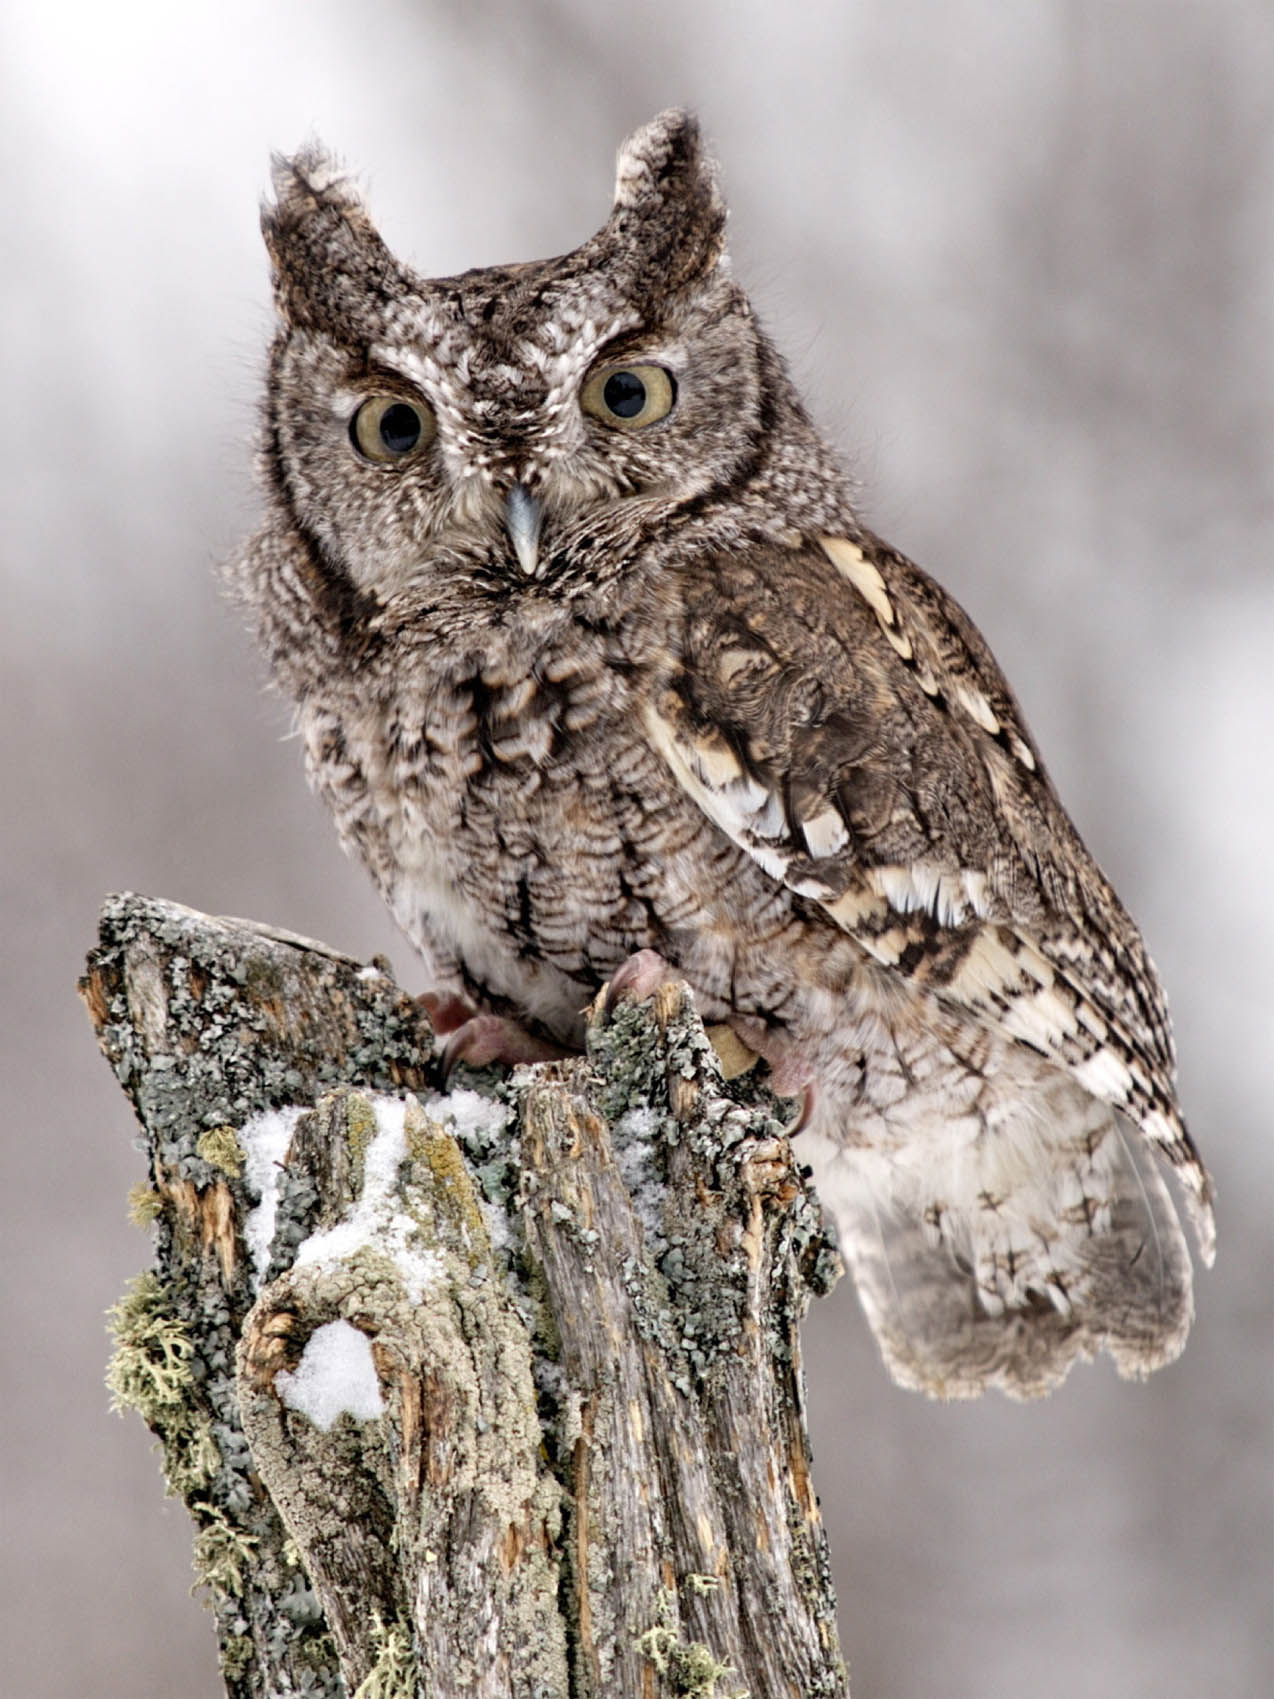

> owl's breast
[298,625,692,1035]
[300,609,887,1047]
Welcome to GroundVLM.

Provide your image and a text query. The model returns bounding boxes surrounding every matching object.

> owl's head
[252,111,844,619]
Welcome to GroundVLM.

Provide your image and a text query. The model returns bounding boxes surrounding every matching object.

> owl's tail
[796,1078,1195,1400]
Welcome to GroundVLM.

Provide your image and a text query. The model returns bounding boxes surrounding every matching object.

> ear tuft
[261,142,405,334]
[609,110,727,287]
[266,144,370,230]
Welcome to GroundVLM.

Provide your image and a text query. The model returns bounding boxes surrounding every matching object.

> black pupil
[379,403,421,454]
[603,370,647,419]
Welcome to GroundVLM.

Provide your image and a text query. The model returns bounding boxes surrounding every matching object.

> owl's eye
[350,396,437,463]
[580,364,676,430]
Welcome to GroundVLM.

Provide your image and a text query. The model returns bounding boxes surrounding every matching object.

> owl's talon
[417,989,479,1037]
[439,1014,570,1083]
[786,1082,817,1135]
[725,1016,816,1102]
[600,949,680,1017]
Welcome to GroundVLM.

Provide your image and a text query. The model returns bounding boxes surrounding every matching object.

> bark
[83,893,848,1699]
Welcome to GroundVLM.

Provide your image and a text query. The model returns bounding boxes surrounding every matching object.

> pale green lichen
[127,1183,163,1227]
[166,1415,223,1498]
[106,1272,193,1412]
[197,1124,245,1176]
[219,1633,255,1682]
[192,1504,259,1600]
[634,1588,746,1699]
[352,1611,416,1699]
[684,1572,723,1596]
[105,1272,222,1496]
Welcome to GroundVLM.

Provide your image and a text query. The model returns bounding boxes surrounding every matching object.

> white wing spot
[1002,986,1079,1050]
[1017,940,1055,987]
[716,647,758,685]
[1076,1001,1109,1042]
[863,926,908,966]
[642,699,792,881]
[871,865,925,914]
[802,807,851,858]
[953,682,1002,736]
[824,886,890,929]
[961,869,993,917]
[1072,1047,1134,1102]
[949,928,1024,1003]
[820,536,897,628]
[686,728,745,789]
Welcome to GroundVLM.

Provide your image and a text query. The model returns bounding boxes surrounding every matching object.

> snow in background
[2,3,1269,1696]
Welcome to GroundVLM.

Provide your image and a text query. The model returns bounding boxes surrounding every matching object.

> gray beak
[505,484,543,577]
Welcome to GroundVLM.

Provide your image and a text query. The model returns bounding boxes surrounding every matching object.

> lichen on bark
[84,893,848,1699]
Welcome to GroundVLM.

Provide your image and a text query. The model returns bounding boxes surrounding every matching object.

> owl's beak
[505,484,543,578]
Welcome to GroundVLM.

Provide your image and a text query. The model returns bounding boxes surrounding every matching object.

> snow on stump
[83,893,847,1699]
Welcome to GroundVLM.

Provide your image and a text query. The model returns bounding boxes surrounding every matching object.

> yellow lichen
[345,1092,380,1185]
[404,1102,488,1251]
[219,1634,255,1682]
[127,1183,163,1227]
[196,1125,244,1176]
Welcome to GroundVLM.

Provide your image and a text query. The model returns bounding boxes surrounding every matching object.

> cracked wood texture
[82,893,848,1699]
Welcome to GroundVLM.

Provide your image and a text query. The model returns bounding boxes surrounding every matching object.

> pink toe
[603,949,679,1013]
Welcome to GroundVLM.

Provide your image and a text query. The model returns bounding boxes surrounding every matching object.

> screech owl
[230,110,1214,1399]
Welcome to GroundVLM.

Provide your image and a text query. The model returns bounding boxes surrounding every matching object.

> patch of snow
[613,1105,667,1241]
[293,1094,443,1301]
[276,1319,384,1431]
[432,1086,511,1144]
[240,1105,308,1290]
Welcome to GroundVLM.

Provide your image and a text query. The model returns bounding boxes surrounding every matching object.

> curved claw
[600,949,681,1018]
[417,989,478,1037]
[439,1013,571,1084]
[722,1015,817,1129]
[785,1081,817,1136]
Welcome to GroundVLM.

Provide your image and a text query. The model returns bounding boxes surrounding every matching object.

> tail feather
[796,1083,1194,1400]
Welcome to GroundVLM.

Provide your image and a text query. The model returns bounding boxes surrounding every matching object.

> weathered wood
[84,892,848,1698]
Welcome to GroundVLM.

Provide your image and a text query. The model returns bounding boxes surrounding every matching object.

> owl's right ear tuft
[608,110,728,290]
[261,144,405,333]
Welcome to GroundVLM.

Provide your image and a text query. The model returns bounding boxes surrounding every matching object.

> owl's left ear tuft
[261,143,407,334]
[609,109,728,288]
[268,144,367,222]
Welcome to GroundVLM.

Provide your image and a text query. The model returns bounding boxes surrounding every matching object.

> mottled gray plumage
[231,111,1213,1399]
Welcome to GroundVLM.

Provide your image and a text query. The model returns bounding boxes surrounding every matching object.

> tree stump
[82,893,848,1698]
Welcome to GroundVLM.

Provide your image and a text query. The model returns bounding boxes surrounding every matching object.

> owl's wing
[646,532,1214,1261]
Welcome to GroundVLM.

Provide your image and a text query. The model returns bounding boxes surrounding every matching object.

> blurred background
[2,2,1270,1694]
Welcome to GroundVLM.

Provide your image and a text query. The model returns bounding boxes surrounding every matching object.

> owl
[231,110,1214,1400]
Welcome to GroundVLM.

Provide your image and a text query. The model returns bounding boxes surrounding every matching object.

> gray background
[3,2,1270,1695]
